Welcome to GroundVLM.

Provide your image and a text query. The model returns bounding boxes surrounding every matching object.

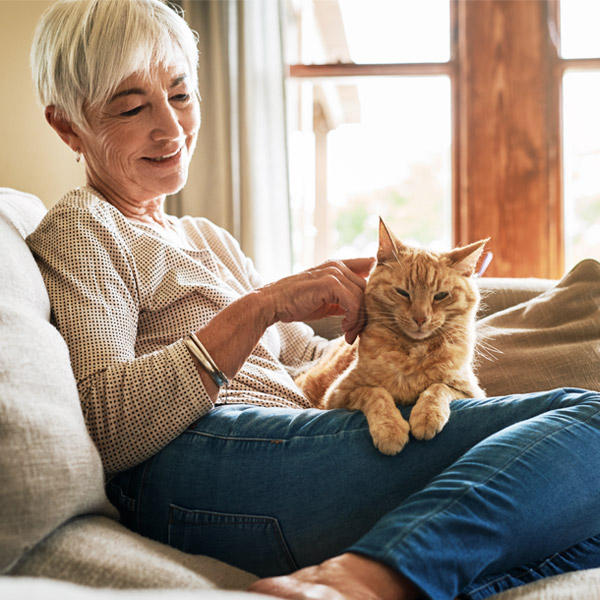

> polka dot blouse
[27,187,329,475]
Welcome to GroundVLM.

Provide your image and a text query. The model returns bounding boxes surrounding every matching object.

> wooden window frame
[288,0,600,278]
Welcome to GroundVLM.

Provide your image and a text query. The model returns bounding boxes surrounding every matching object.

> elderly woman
[27,1,600,599]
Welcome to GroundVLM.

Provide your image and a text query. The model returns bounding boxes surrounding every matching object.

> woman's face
[76,51,200,210]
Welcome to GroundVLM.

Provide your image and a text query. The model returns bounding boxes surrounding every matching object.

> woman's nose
[151,101,183,142]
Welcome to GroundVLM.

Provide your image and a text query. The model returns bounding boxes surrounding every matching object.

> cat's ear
[377,218,407,264]
[447,239,489,276]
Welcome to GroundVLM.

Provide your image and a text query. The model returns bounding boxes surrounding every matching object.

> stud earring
[75,150,82,163]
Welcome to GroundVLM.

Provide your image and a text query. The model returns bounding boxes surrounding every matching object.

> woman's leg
[461,534,600,599]
[107,388,600,597]
[347,388,600,599]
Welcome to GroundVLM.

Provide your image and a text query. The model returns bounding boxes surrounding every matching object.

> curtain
[173,0,292,281]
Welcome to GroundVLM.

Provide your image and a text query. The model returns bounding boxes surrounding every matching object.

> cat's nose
[413,315,427,327]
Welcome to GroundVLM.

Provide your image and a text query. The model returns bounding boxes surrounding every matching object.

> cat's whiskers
[474,327,504,362]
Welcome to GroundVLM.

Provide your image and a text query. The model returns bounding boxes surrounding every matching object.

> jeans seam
[463,573,512,600]
[465,552,560,597]
[379,395,600,561]
[185,427,370,443]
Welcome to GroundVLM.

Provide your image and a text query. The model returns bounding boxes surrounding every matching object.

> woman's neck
[87,182,169,228]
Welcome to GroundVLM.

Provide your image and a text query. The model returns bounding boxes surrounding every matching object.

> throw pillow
[476,259,600,397]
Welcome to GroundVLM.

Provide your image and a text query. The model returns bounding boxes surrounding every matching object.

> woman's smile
[73,49,200,217]
[143,146,183,164]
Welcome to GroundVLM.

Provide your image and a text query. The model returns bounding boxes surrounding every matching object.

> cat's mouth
[404,328,433,341]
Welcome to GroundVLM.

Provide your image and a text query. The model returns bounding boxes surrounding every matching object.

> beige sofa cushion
[477,259,600,397]
[10,515,257,591]
[0,576,266,600]
[477,277,555,318]
[0,189,115,573]
[0,188,50,318]
[4,568,600,600]
[494,568,600,599]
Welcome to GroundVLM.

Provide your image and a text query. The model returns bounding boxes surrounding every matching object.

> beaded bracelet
[184,333,229,388]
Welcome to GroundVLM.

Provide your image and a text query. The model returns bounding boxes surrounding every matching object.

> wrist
[251,288,279,328]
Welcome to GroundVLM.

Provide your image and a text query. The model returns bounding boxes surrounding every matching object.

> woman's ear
[45,106,82,153]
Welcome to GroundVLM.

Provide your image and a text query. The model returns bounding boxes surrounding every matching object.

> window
[285,0,453,270]
[559,0,600,270]
[286,0,600,278]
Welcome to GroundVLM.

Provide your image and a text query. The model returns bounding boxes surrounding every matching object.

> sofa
[1,186,600,599]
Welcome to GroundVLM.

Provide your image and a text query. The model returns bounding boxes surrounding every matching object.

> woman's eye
[171,93,190,102]
[434,291,449,301]
[120,106,143,117]
[395,288,410,299]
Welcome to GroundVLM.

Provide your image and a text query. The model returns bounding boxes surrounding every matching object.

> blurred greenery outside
[331,157,448,259]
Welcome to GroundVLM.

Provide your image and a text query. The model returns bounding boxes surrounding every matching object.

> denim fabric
[462,535,600,599]
[107,388,600,599]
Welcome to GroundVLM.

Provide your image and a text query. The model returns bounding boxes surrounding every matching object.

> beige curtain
[172,0,292,281]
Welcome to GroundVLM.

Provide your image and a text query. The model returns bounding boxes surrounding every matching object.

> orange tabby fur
[296,219,487,455]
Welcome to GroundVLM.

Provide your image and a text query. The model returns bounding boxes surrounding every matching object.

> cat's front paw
[370,416,411,455]
[409,400,450,441]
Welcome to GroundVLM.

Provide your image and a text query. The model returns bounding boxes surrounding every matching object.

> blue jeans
[107,388,600,599]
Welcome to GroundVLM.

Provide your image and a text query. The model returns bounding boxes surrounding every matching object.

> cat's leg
[409,382,460,441]
[354,386,411,455]
[328,381,410,455]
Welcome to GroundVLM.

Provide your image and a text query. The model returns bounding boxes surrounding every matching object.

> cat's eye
[395,288,410,299]
[434,291,449,302]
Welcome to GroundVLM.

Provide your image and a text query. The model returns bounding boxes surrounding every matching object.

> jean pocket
[167,504,298,577]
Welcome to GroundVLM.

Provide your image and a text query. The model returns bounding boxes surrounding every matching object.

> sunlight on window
[562,71,600,270]
[285,0,452,271]
[327,77,452,259]
[339,0,450,64]
[560,0,600,59]
[287,77,451,270]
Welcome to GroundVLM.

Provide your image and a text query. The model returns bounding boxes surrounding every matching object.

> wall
[0,1,85,207]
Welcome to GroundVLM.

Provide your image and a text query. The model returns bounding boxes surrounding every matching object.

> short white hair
[31,0,199,128]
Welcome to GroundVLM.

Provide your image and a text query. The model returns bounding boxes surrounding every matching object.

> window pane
[287,77,452,270]
[560,0,600,59]
[562,71,600,270]
[286,0,450,64]
[340,0,450,64]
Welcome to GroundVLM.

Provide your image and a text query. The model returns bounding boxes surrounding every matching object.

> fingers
[341,256,376,278]
[313,268,367,343]
[319,263,366,311]
[314,259,373,340]
[316,258,374,291]
[342,302,367,345]
[256,256,374,334]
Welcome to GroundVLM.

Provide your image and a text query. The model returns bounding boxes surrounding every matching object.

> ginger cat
[296,219,487,455]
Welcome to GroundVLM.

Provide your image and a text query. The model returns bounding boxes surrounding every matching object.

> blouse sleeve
[27,201,213,475]
[217,227,332,370]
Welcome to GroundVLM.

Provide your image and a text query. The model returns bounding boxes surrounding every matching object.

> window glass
[560,0,600,59]
[562,71,600,270]
[340,0,450,64]
[287,76,452,269]
[286,0,450,65]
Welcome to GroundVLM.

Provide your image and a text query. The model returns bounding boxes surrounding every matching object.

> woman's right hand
[257,257,375,344]
[190,257,374,399]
